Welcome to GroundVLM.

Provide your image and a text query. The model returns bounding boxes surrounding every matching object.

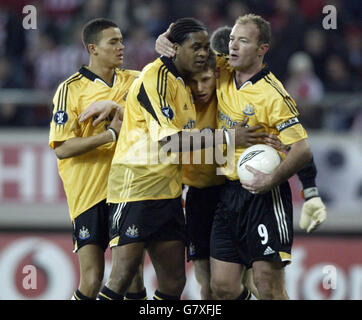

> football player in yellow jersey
[92,17,211,301]
[209,24,327,297]
[156,15,323,300]
[182,53,224,300]
[211,25,327,235]
[182,52,252,300]
[91,17,265,301]
[210,15,313,300]
[49,18,146,300]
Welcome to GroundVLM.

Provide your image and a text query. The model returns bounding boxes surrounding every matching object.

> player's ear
[173,43,180,56]
[258,43,269,57]
[88,43,97,55]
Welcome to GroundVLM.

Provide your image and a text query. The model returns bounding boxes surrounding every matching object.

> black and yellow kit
[107,56,195,246]
[49,67,139,222]
[210,54,308,267]
[216,54,307,180]
[182,96,225,189]
[107,56,197,204]
[182,95,224,260]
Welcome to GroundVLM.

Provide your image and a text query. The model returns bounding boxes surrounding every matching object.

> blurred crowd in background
[0,0,361,130]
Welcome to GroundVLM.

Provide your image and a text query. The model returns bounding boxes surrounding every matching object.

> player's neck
[234,62,263,89]
[88,60,116,86]
[172,59,190,79]
[195,100,209,110]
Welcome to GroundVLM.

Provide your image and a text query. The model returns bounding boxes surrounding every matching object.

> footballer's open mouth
[229,53,239,60]
[195,60,206,67]
[196,93,208,100]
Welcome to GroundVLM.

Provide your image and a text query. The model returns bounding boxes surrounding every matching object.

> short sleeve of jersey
[267,95,307,145]
[137,77,184,142]
[49,82,80,149]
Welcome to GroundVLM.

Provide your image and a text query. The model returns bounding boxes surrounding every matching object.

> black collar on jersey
[247,65,270,84]
[79,66,116,87]
[160,56,184,81]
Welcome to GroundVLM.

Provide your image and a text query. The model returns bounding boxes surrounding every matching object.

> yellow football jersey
[49,67,139,221]
[107,56,197,203]
[216,54,308,180]
[182,96,225,188]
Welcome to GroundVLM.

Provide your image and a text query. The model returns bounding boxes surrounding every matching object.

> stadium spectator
[303,28,329,82]
[345,28,362,79]
[323,55,356,131]
[285,51,324,129]
[267,0,306,78]
[324,55,355,92]
[122,26,158,71]
[0,0,360,129]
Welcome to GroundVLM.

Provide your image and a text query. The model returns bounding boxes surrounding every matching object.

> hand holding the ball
[240,165,277,194]
[237,144,281,194]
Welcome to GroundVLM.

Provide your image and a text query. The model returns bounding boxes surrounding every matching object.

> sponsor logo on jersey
[263,246,276,255]
[183,119,196,129]
[218,110,238,128]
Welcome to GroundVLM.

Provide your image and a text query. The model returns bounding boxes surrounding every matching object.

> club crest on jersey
[161,106,174,120]
[79,226,90,240]
[53,110,68,125]
[243,104,255,116]
[125,224,139,238]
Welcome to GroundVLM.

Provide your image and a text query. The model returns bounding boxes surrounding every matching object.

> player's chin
[229,60,239,68]
[230,58,244,68]
[113,59,123,68]
[192,62,206,72]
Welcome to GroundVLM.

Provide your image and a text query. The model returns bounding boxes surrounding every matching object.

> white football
[237,144,281,181]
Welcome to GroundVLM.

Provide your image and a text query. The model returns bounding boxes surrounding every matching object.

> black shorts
[210,180,293,269]
[109,196,187,247]
[184,184,222,261]
[72,199,109,252]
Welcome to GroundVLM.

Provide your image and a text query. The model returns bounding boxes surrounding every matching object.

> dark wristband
[297,158,317,189]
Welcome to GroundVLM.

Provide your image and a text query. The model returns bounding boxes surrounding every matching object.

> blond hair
[235,14,271,45]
